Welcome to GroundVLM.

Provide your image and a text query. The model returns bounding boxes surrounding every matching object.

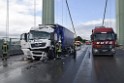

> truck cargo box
[54,24,74,48]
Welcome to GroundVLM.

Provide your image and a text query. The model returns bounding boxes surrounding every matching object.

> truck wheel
[92,54,96,56]
[34,57,40,60]
[92,52,96,56]
[48,50,55,60]
[92,51,95,56]
[110,54,114,57]
[27,58,34,62]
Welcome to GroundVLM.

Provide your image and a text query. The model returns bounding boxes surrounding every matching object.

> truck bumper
[31,51,47,60]
[22,49,33,59]
[92,48,116,55]
[22,49,47,60]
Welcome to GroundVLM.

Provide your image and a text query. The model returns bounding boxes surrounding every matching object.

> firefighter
[55,42,59,58]
[56,41,62,58]
[2,41,9,61]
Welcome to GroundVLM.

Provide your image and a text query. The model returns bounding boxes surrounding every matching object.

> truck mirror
[90,35,93,40]
[24,33,28,42]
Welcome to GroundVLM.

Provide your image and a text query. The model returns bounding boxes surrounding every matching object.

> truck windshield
[94,33,115,41]
[29,31,50,39]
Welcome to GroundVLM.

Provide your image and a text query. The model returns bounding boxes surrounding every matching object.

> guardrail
[0,38,23,57]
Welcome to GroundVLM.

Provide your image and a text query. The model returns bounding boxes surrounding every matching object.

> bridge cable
[65,0,77,36]
[102,0,108,26]
[34,0,36,27]
[56,0,59,24]
[6,0,9,41]
[62,0,63,25]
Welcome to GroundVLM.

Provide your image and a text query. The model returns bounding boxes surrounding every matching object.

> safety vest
[57,44,62,52]
[2,44,8,54]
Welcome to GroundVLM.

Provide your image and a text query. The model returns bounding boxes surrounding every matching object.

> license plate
[102,50,107,52]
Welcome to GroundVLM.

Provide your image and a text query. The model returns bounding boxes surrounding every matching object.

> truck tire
[92,50,95,56]
[110,54,114,57]
[92,52,96,56]
[34,56,40,60]
[48,50,55,60]
[92,54,96,56]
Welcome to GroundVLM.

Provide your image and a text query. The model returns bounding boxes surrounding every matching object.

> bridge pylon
[116,0,124,46]
[42,0,54,24]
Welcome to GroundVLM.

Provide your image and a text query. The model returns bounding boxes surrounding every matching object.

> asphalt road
[93,48,124,83]
[0,45,124,83]
[0,45,88,83]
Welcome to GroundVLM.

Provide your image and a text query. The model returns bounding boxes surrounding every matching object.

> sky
[0,0,116,39]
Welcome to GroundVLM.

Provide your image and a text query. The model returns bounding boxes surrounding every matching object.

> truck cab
[20,25,57,60]
[91,26,117,56]
[20,24,75,60]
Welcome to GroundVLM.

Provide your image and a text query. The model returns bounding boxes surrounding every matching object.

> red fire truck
[91,26,117,56]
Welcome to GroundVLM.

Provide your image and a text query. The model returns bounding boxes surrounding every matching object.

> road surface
[0,45,124,83]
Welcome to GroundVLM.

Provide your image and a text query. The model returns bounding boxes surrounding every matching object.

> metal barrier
[0,38,23,57]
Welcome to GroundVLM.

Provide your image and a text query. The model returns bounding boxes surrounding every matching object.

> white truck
[20,24,76,60]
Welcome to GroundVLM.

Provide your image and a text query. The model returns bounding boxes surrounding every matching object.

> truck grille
[102,45,111,48]
[31,43,46,48]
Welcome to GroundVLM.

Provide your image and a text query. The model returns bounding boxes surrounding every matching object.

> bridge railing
[0,38,23,57]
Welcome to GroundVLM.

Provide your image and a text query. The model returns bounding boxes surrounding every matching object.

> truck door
[20,33,29,49]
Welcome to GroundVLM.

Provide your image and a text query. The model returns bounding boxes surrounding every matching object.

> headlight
[94,49,98,53]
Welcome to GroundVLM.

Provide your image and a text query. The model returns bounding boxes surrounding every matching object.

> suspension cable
[65,0,77,36]
[56,0,58,24]
[34,0,36,27]
[62,0,63,25]
[109,0,112,27]
[6,0,9,41]
[102,0,108,26]
[65,1,67,27]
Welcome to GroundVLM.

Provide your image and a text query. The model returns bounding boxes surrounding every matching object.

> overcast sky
[0,0,116,39]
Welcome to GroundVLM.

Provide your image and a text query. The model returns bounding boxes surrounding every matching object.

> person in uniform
[2,41,9,61]
[56,41,62,58]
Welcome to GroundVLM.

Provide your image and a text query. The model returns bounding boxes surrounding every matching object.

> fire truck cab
[91,26,117,56]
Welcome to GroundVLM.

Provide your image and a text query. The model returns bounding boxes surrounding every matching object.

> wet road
[0,45,88,83]
[71,46,124,83]
[0,45,124,83]
[93,48,124,83]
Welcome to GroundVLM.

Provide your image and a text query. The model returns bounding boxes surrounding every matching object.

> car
[85,41,91,45]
